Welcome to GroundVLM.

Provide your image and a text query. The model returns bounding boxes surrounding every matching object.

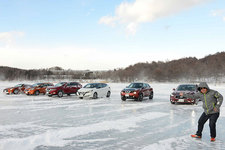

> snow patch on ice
[0,112,168,150]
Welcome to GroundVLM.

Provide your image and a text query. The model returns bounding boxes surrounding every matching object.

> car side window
[102,83,107,88]
[143,83,147,88]
[70,82,78,87]
[97,84,102,88]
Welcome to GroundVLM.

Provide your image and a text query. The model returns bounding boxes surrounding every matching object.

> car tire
[58,91,63,98]
[35,90,40,95]
[121,96,126,101]
[149,92,153,99]
[79,97,83,99]
[93,92,98,99]
[67,94,70,96]
[138,93,143,101]
[13,89,19,94]
[48,95,52,97]
[106,91,111,97]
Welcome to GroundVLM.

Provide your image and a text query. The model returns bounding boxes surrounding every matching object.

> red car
[3,84,31,94]
[121,82,153,101]
[46,82,82,97]
[170,84,198,104]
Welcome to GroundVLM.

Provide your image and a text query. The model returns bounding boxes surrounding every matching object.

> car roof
[178,84,196,86]
[131,82,148,84]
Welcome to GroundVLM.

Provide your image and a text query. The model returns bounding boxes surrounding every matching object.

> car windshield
[128,83,143,88]
[84,83,97,88]
[31,83,42,87]
[55,82,66,87]
[14,84,22,87]
[177,85,196,91]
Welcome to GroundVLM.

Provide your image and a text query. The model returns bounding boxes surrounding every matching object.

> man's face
[200,87,207,94]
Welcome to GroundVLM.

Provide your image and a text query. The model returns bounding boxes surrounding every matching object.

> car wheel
[93,92,98,99]
[48,95,52,97]
[79,97,83,99]
[138,93,143,101]
[121,96,126,101]
[149,92,153,99]
[58,91,63,98]
[13,89,19,94]
[67,94,70,96]
[35,90,40,95]
[106,91,111,97]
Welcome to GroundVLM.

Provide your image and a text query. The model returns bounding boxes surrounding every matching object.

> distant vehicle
[46,82,82,97]
[3,84,31,94]
[170,84,198,104]
[120,82,153,101]
[25,83,54,95]
[78,83,111,99]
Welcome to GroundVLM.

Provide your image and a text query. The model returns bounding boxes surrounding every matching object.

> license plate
[125,94,129,97]
[178,99,184,102]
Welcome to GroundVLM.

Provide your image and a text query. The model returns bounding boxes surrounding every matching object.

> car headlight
[134,92,137,94]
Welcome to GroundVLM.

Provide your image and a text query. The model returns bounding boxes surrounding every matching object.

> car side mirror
[173,88,175,91]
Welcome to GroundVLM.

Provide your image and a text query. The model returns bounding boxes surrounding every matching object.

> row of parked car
[3,82,154,101]
[3,82,199,103]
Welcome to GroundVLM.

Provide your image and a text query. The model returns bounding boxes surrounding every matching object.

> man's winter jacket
[183,82,223,115]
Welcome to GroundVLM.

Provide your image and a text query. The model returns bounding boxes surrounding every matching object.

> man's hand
[180,92,184,97]
[214,107,218,112]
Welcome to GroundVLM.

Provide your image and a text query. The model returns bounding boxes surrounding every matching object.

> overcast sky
[0,0,225,70]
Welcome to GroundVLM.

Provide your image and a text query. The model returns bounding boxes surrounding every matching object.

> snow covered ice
[0,82,225,150]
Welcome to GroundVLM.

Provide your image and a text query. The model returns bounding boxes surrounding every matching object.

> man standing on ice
[180,82,223,142]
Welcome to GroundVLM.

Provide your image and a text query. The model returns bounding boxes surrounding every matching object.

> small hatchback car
[46,82,82,97]
[25,83,54,95]
[121,82,153,101]
[3,84,31,94]
[170,84,198,104]
[78,83,111,99]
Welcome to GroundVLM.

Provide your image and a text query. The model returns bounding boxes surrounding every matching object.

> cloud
[99,0,210,34]
[211,9,225,21]
[0,31,24,47]
[0,44,183,70]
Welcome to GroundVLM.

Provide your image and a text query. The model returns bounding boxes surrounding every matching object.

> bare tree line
[101,52,225,82]
[1,52,225,82]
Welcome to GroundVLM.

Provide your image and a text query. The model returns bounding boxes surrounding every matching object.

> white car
[78,83,111,99]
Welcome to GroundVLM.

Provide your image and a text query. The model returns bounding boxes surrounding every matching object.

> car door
[40,84,47,93]
[101,83,108,96]
[70,82,79,93]
[63,83,71,94]
[143,83,149,96]
[96,83,103,97]
[145,83,151,96]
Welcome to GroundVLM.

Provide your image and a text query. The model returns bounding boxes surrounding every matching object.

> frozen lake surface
[0,82,225,150]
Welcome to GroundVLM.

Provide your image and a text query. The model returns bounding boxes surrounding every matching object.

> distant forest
[1,52,225,82]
